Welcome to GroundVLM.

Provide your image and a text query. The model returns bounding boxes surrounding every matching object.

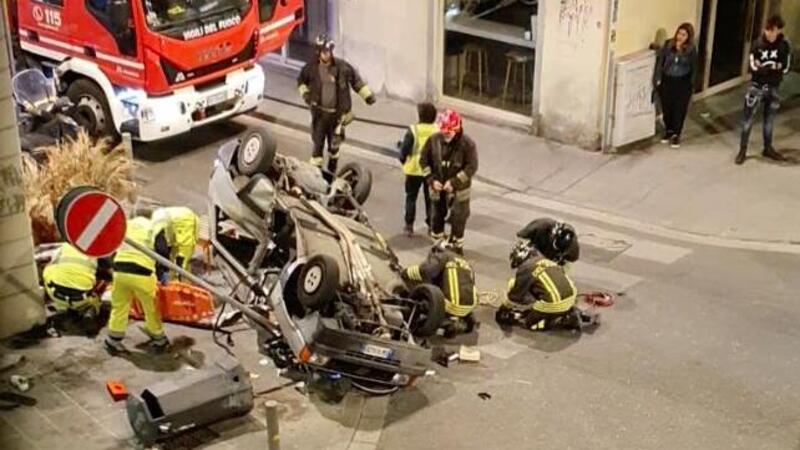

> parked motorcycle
[11,69,81,158]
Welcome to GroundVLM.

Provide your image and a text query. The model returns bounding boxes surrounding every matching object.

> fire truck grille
[161,40,256,86]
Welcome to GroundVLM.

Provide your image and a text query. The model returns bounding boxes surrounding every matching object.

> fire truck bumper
[121,65,264,142]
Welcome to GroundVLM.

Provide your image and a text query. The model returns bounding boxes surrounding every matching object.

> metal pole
[264,400,280,450]
[122,237,275,331]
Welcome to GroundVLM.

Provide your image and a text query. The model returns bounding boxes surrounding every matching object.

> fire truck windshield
[142,0,250,38]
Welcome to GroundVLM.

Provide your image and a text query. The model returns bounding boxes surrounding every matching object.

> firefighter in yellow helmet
[496,245,597,332]
[104,216,171,354]
[402,241,478,337]
[42,243,112,320]
[151,206,199,280]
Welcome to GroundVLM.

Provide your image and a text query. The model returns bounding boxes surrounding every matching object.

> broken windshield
[142,0,250,37]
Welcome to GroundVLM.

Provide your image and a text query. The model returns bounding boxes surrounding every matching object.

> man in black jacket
[737,15,793,165]
[420,109,478,254]
[297,35,376,177]
[514,218,580,265]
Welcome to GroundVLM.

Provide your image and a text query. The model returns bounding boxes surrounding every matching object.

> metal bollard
[121,132,133,160]
[265,400,280,450]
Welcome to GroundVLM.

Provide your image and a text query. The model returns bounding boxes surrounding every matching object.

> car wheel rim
[304,265,323,294]
[242,136,262,165]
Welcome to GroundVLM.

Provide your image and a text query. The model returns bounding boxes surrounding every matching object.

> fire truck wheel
[236,127,276,176]
[67,79,116,138]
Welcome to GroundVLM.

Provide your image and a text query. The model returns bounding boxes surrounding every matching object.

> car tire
[236,127,277,176]
[297,254,340,311]
[66,79,116,139]
[337,162,372,205]
[409,284,446,337]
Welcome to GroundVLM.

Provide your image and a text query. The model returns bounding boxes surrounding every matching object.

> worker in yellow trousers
[105,216,171,354]
[152,206,199,280]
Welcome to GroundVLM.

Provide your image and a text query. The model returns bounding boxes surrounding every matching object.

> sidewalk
[257,62,800,245]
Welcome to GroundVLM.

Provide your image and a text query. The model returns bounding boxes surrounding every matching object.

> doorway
[268,0,334,67]
[696,0,767,96]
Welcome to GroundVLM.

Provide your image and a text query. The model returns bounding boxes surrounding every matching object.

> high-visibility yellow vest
[403,123,438,176]
[114,217,156,271]
[152,207,199,250]
[42,244,97,291]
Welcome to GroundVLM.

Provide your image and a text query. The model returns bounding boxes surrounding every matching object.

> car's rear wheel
[236,127,277,176]
[408,284,446,337]
[335,162,372,207]
[297,254,340,311]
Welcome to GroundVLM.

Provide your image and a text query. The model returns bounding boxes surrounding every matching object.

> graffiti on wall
[558,0,594,40]
[0,160,26,218]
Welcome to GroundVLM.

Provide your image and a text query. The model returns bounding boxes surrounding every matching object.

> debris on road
[433,347,459,367]
[459,346,481,362]
[477,392,492,401]
[106,380,129,402]
[9,375,31,392]
[0,353,24,372]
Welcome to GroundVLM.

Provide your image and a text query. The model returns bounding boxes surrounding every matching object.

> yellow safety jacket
[114,217,156,272]
[403,123,438,176]
[506,256,576,314]
[42,244,97,292]
[152,207,199,252]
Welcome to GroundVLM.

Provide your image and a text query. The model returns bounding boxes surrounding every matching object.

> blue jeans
[740,83,780,152]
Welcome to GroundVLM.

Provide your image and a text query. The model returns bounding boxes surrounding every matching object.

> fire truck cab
[12,0,302,142]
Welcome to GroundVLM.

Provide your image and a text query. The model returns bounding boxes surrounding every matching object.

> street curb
[247,111,800,254]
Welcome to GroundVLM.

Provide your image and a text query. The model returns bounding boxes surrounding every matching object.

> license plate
[207,92,227,106]
[361,344,394,360]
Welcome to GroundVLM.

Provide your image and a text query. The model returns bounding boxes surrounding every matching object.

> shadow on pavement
[133,122,247,163]
[119,335,202,373]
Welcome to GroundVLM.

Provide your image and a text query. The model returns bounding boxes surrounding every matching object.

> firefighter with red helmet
[419,109,478,254]
[297,35,376,179]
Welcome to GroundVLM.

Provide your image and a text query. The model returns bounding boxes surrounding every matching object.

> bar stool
[502,50,535,105]
[459,43,490,97]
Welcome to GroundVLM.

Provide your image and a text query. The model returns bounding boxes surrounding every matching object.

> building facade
[269,0,798,150]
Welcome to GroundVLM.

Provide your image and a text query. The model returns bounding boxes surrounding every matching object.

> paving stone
[352,417,384,445]
[346,442,377,450]
[1,406,60,442]
[28,381,74,414]
[95,408,134,440]
[361,396,390,419]
[46,406,100,436]
[0,432,38,450]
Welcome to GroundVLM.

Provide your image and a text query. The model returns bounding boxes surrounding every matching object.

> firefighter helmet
[551,222,576,255]
[436,109,463,136]
[315,34,335,52]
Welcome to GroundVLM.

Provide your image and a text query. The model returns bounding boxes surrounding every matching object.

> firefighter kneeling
[42,243,112,322]
[403,242,478,337]
[496,243,598,332]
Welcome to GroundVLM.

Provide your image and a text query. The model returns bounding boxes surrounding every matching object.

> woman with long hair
[654,23,698,148]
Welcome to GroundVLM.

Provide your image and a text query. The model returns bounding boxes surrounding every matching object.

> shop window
[443,0,537,116]
[85,0,137,57]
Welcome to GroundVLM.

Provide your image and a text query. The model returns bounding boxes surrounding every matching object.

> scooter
[11,69,81,159]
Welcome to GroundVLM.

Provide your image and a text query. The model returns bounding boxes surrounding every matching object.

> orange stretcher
[130,281,215,324]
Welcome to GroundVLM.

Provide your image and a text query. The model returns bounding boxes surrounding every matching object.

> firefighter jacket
[297,58,373,117]
[152,206,199,267]
[399,122,438,176]
[507,255,577,314]
[404,250,477,317]
[516,218,580,264]
[420,132,478,201]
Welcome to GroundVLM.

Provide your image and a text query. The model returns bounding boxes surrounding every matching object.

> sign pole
[122,237,275,331]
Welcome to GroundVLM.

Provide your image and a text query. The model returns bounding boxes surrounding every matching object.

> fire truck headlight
[121,99,139,120]
[140,106,156,123]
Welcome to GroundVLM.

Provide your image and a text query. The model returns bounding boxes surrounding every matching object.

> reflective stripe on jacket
[403,123,438,176]
[114,217,156,272]
[42,243,97,292]
[507,256,576,314]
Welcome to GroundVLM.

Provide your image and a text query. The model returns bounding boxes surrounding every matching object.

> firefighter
[104,216,171,354]
[496,247,582,332]
[297,34,376,179]
[420,109,478,254]
[398,102,438,236]
[151,206,199,279]
[514,218,580,265]
[42,243,112,317]
[402,241,478,336]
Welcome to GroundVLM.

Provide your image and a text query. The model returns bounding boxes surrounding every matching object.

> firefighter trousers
[107,271,164,339]
[431,194,470,242]
[311,109,344,176]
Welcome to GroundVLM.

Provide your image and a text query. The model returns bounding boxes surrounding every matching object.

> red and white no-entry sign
[56,187,126,258]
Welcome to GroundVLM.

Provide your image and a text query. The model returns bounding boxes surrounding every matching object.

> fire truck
[9,0,303,141]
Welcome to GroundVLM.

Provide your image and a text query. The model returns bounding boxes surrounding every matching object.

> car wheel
[66,79,116,139]
[236,127,277,176]
[297,254,340,311]
[409,284,446,337]
[336,162,372,205]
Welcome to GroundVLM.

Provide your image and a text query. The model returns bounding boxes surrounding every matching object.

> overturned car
[208,127,446,393]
